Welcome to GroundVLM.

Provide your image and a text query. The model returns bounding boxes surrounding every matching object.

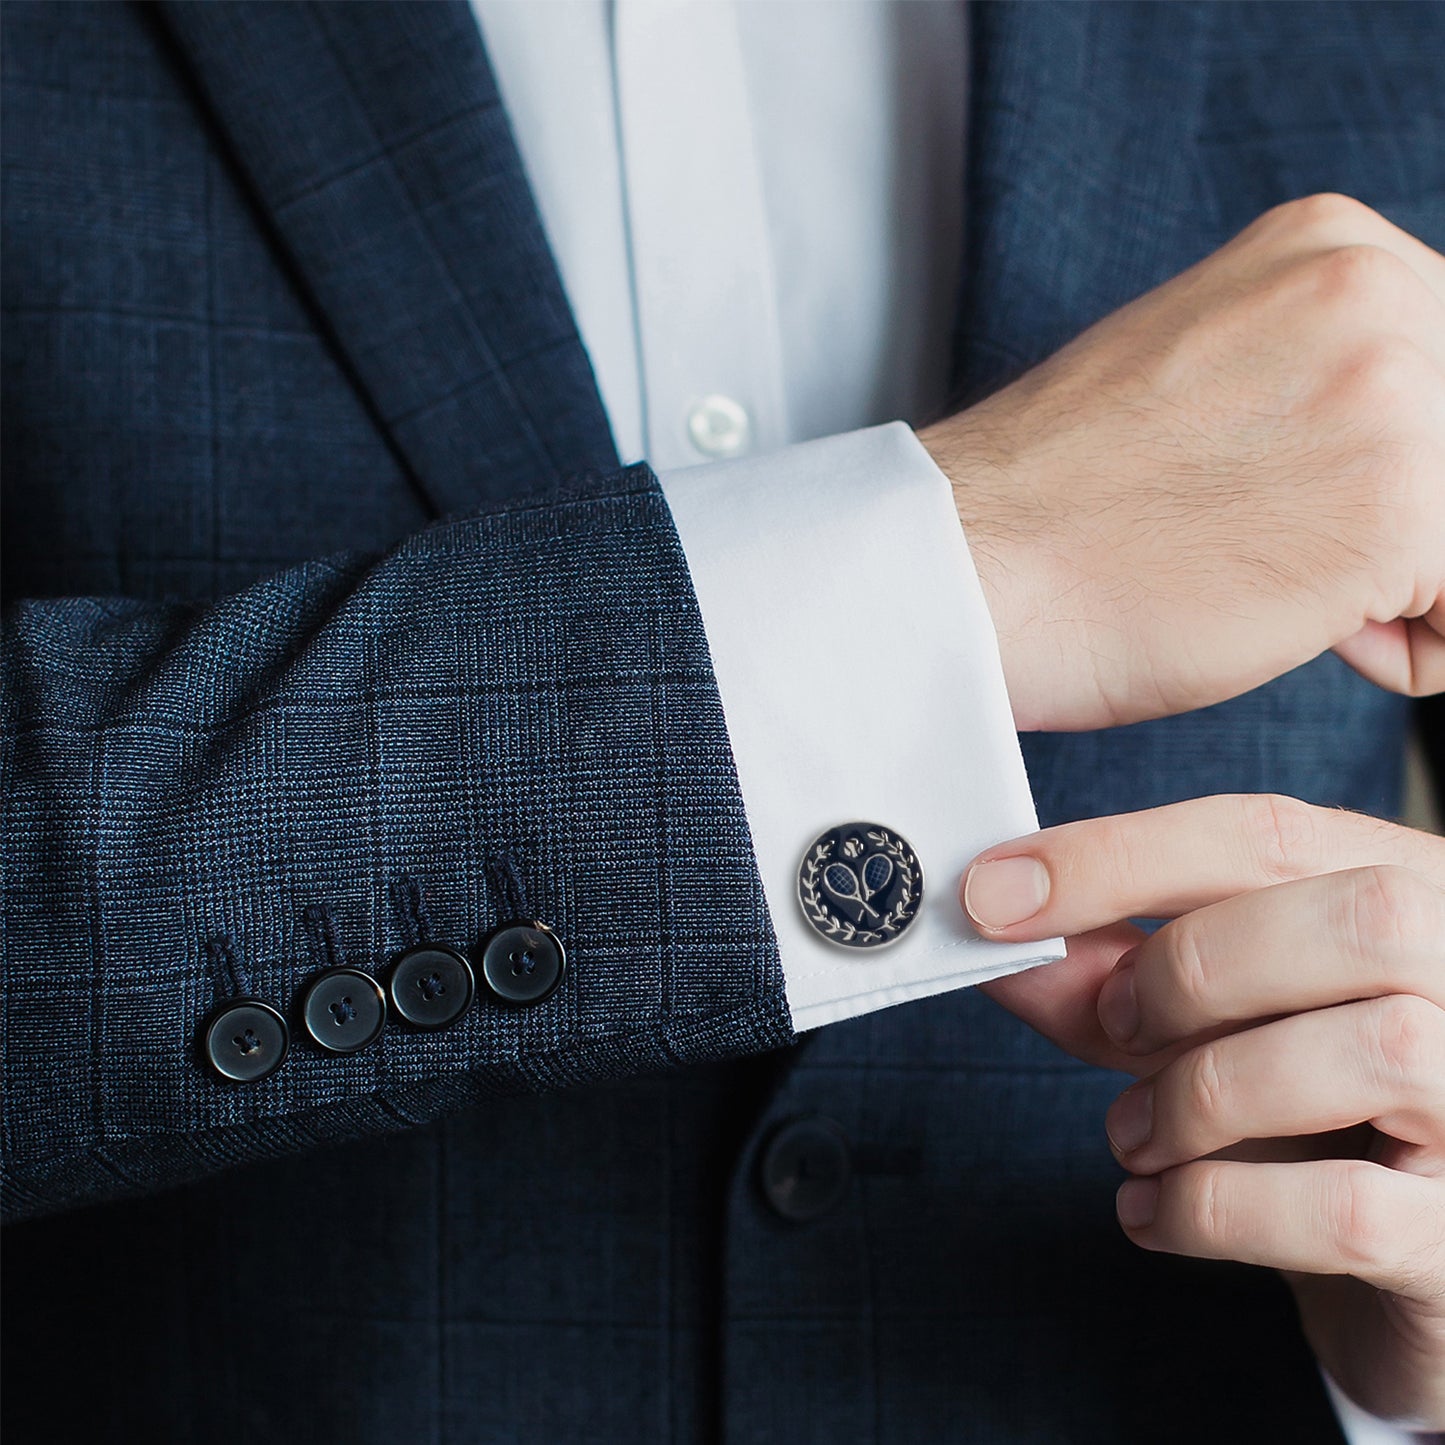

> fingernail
[1105,1083,1153,1157]
[1097,962,1141,1044]
[1116,1177,1159,1230]
[962,856,1050,931]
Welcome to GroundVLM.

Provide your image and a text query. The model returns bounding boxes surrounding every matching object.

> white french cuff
[660,422,1064,1031]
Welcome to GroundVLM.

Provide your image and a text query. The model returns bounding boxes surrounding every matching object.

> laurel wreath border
[798,827,920,947]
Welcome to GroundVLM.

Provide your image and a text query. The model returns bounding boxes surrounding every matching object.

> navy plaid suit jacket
[3,2,1443,1440]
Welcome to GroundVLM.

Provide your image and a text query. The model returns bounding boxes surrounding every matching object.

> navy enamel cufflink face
[797,822,923,949]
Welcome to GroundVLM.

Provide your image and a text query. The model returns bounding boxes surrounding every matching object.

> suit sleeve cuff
[659,422,1063,1031]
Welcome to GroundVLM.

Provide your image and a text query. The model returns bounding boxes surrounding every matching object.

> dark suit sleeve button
[759,1117,852,1223]
[479,921,564,1006]
[202,999,289,1083]
[298,967,385,1053]
[386,944,475,1029]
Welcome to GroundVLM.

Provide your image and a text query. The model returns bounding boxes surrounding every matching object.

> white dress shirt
[470,4,1419,1437]
[475,0,1062,1029]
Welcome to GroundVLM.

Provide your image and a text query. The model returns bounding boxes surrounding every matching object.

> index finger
[960,794,1445,941]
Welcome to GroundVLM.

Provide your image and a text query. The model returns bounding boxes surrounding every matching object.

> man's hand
[960,795,1445,1428]
[921,193,1445,732]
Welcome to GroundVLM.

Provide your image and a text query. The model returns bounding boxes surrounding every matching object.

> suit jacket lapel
[157,0,617,514]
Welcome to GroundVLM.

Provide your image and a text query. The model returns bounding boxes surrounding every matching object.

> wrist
[918,415,1055,731]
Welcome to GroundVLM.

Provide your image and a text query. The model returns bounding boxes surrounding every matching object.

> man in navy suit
[4,2,1445,1440]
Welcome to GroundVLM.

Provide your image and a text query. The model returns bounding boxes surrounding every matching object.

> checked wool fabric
[2,468,791,1215]
[4,3,1445,1442]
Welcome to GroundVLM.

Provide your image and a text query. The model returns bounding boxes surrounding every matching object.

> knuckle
[1081,813,1148,896]
[1367,993,1445,1090]
[1344,864,1443,965]
[1181,1045,1230,1130]
[1244,793,1322,884]
[1328,336,1434,420]
[1328,1163,1398,1274]
[1306,242,1413,312]
[1159,914,1214,1019]
[1186,1165,1230,1248]
[1264,191,1379,238]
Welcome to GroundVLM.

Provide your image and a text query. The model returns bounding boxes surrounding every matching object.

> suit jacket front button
[759,1116,852,1223]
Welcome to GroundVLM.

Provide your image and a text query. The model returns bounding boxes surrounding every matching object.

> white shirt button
[687,394,752,458]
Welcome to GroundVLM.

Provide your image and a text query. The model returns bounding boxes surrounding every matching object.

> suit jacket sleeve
[0,465,793,1219]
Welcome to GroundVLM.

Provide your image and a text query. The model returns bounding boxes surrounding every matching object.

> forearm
[1,464,791,1217]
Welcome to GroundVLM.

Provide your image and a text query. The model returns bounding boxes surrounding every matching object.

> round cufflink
[386,944,475,1029]
[796,821,924,949]
[479,920,565,1006]
[298,967,386,1054]
[201,998,290,1083]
